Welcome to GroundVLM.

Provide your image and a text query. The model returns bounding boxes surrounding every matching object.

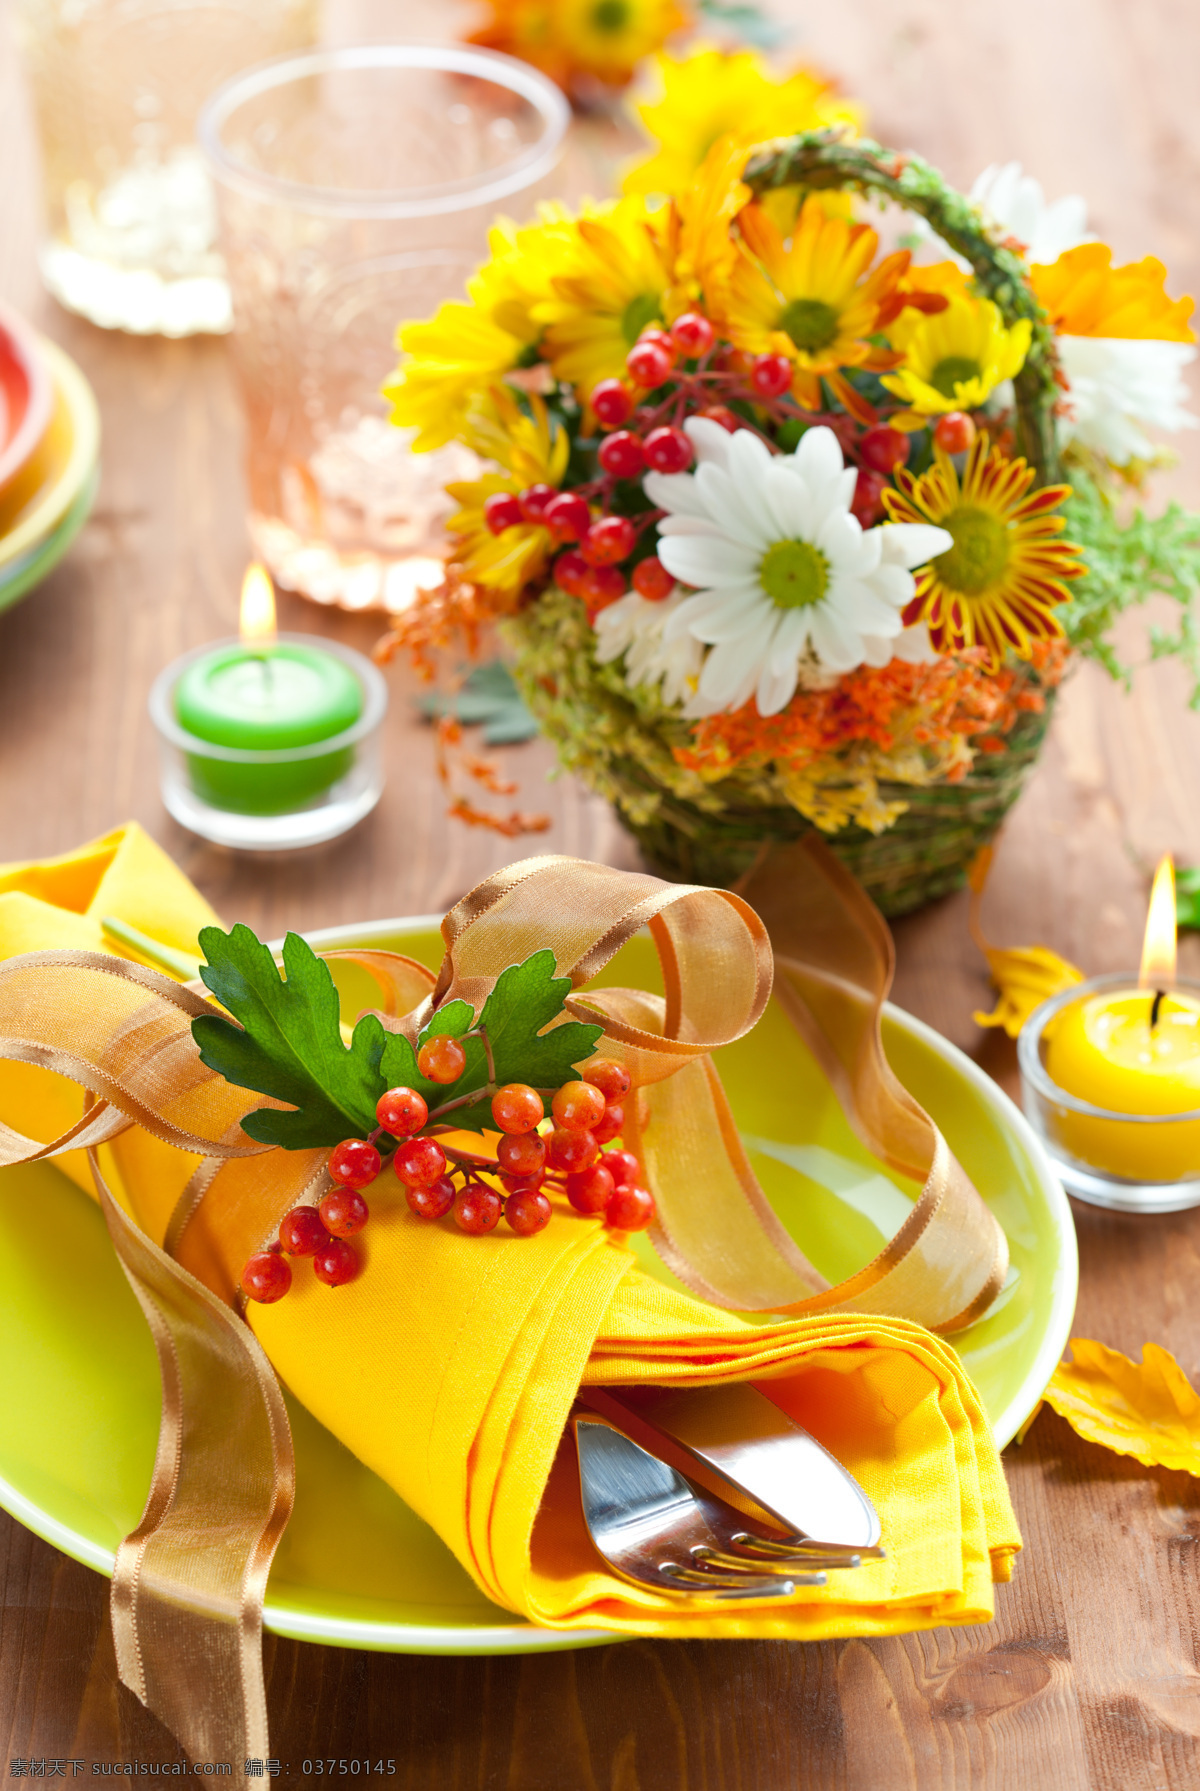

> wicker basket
[510,133,1066,914]
[622,704,1055,914]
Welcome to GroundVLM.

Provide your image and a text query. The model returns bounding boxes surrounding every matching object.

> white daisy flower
[644,420,951,719]
[913,161,1090,273]
[593,585,704,707]
[970,163,1091,267]
[1056,335,1198,465]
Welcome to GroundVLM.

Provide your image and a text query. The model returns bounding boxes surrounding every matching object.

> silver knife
[586,1382,883,1552]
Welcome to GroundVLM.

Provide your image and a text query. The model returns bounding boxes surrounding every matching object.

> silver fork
[573,1413,860,1599]
[589,1383,885,1561]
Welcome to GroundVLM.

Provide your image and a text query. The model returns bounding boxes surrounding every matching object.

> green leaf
[1177,868,1200,932]
[193,928,604,1148]
[449,951,603,1132]
[377,999,487,1111]
[192,925,388,1149]
[378,950,604,1134]
[416,660,539,746]
[1060,469,1200,704]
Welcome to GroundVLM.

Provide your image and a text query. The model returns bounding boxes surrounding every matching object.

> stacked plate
[0,303,100,615]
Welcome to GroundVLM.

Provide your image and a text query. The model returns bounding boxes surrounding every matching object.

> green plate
[0,917,1077,1653]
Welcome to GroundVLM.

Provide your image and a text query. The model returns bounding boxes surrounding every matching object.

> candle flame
[239,563,276,643]
[1139,854,1177,988]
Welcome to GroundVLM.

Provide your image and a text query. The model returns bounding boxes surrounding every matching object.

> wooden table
[3,1,1200,1783]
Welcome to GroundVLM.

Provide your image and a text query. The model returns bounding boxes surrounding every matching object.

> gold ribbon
[0,843,1006,1760]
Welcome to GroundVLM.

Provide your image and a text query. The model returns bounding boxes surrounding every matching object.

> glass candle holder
[149,633,387,850]
[197,43,569,615]
[13,0,317,336]
[1018,973,1200,1212]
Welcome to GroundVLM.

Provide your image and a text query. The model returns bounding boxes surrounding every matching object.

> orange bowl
[0,302,54,497]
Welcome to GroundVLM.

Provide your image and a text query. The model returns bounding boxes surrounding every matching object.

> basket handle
[742,131,1061,485]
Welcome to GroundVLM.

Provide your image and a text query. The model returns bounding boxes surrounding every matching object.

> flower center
[622,291,663,345]
[759,539,830,609]
[934,505,1010,596]
[778,298,839,353]
[590,0,630,31]
[930,355,982,399]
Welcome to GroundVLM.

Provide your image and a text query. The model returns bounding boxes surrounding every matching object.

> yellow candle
[1041,855,1200,1181]
[1044,989,1200,1179]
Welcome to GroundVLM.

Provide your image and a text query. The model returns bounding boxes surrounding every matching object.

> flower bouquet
[377,131,1200,914]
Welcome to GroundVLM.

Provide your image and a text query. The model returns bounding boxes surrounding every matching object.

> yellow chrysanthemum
[715,196,910,419]
[469,0,687,93]
[882,439,1084,667]
[881,289,1032,417]
[536,194,686,390]
[1031,242,1196,341]
[385,210,572,452]
[623,45,863,196]
[445,391,570,600]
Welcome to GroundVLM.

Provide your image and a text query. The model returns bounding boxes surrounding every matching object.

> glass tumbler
[13,0,317,336]
[198,44,569,615]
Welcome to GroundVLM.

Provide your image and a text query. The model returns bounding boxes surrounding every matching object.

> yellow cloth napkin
[0,824,1021,1639]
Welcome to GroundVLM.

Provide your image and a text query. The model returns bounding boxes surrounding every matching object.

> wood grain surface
[3,1,1200,1785]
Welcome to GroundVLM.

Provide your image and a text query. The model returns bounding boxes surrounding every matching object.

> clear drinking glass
[198,44,569,614]
[12,0,318,336]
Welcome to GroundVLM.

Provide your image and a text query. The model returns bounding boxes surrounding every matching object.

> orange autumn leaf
[1044,1339,1200,1475]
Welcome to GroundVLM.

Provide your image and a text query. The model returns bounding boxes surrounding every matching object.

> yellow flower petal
[973,945,1084,1036]
[968,843,1085,1033]
[623,45,863,197]
[1032,243,1195,343]
[1044,1340,1200,1474]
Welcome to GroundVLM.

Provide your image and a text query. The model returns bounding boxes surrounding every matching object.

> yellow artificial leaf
[1043,1339,1200,1475]
[967,843,1084,1036]
[973,944,1085,1037]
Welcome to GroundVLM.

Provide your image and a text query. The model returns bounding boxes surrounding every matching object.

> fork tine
[732,1531,886,1562]
[693,1543,861,1574]
[658,1562,818,1596]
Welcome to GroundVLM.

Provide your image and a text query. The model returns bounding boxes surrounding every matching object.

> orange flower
[673,641,1068,783]
[1032,243,1195,342]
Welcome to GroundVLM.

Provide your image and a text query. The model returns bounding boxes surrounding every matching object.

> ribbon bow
[0,840,1006,1761]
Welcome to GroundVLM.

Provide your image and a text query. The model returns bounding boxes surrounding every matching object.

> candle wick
[1150,988,1166,1031]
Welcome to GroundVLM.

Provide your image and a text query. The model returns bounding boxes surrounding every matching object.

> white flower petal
[762,461,815,538]
[808,605,867,672]
[866,563,919,608]
[877,523,954,568]
[661,585,749,639]
[643,469,708,517]
[696,611,776,708]
[817,508,865,568]
[658,536,759,587]
[890,622,938,663]
[971,161,1091,266]
[834,577,905,634]
[794,424,846,485]
[1057,335,1198,465]
[689,590,774,644]
[684,416,737,468]
[656,514,726,538]
[859,634,894,668]
[694,461,772,550]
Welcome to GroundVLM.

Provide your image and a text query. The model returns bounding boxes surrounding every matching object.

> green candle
[174,641,363,816]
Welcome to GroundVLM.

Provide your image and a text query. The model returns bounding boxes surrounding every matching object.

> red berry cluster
[480,303,986,584]
[240,1054,654,1305]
